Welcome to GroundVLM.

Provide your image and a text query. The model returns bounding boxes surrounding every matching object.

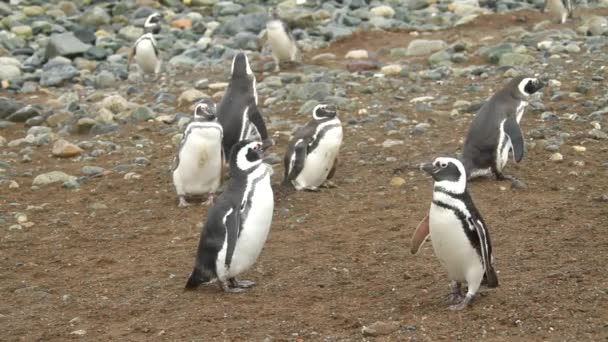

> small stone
[52,139,83,158]
[208,82,228,91]
[362,321,400,337]
[311,53,336,62]
[9,224,22,231]
[124,172,141,180]
[406,39,447,56]
[82,166,104,176]
[550,153,563,162]
[9,180,19,189]
[572,146,586,152]
[390,177,406,187]
[77,118,97,134]
[370,5,396,18]
[382,139,403,148]
[33,171,77,186]
[412,122,430,135]
[346,59,380,72]
[178,89,208,107]
[171,18,193,29]
[63,179,80,189]
[380,64,402,76]
[70,330,87,336]
[89,202,107,210]
[345,49,368,59]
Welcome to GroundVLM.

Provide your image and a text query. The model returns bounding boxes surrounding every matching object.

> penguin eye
[440,162,448,168]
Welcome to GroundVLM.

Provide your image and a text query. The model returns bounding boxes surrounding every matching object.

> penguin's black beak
[421,162,437,175]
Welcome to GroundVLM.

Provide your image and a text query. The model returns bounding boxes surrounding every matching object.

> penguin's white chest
[266,21,297,61]
[429,203,482,283]
[135,39,159,74]
[295,124,343,190]
[223,166,274,278]
[496,120,511,172]
[172,126,223,196]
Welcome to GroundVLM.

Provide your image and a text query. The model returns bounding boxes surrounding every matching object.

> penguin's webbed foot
[178,196,191,208]
[448,293,475,311]
[501,174,527,189]
[229,278,256,288]
[202,194,215,206]
[445,281,464,305]
[303,187,320,192]
[220,281,246,293]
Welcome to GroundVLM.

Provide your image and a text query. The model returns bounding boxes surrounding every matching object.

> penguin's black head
[144,13,163,34]
[231,52,254,80]
[421,157,467,193]
[268,7,280,20]
[312,104,337,120]
[193,99,216,121]
[231,140,264,172]
[513,76,545,97]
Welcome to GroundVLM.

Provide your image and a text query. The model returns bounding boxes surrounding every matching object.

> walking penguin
[128,13,163,80]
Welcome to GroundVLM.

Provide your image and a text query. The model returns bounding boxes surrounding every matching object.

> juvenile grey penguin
[185,140,274,293]
[411,157,499,310]
[541,0,574,23]
[128,13,162,80]
[172,100,224,207]
[266,7,301,72]
[217,52,272,159]
[283,104,343,191]
[461,76,544,185]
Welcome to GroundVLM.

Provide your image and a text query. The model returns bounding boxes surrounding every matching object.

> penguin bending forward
[266,7,302,72]
[411,157,499,310]
[461,76,544,185]
[283,104,343,191]
[128,13,163,80]
[172,100,224,207]
[185,140,274,293]
[217,52,272,158]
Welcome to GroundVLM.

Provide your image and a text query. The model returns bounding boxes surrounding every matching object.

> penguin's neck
[433,179,466,197]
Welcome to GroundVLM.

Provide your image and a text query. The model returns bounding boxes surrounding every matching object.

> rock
[208,82,228,91]
[345,50,369,59]
[406,39,447,56]
[11,26,33,38]
[346,59,380,72]
[572,145,586,152]
[40,58,80,87]
[550,152,563,162]
[79,7,111,27]
[130,106,155,121]
[390,177,406,187]
[118,26,144,42]
[588,129,608,140]
[291,82,332,101]
[381,64,402,76]
[45,32,92,60]
[0,63,21,81]
[382,139,403,148]
[6,105,41,123]
[89,202,107,210]
[311,53,336,62]
[370,5,396,18]
[70,330,87,336]
[52,139,84,158]
[178,89,208,107]
[33,171,77,186]
[412,122,430,135]
[171,18,193,29]
[0,97,24,119]
[82,166,104,176]
[96,95,130,114]
[362,321,400,337]
[498,53,535,67]
[0,135,5,147]
[76,118,97,134]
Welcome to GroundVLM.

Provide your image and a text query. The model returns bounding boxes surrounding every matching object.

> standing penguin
[411,157,499,310]
[266,7,301,72]
[283,104,343,191]
[461,76,544,185]
[185,140,274,293]
[172,100,224,207]
[541,0,574,23]
[128,13,163,80]
[217,52,272,158]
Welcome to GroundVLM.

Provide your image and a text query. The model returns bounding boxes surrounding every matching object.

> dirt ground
[1,9,608,341]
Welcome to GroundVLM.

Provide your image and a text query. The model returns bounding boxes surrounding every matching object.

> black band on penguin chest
[431,191,482,257]
[308,123,341,153]
[239,168,270,235]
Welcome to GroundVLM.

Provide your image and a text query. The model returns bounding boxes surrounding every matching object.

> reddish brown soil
[2,9,608,341]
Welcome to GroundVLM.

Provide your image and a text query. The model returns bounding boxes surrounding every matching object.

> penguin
[185,140,274,293]
[217,52,272,158]
[128,13,162,80]
[172,99,224,207]
[461,76,544,185]
[282,104,343,191]
[411,157,499,310]
[541,0,573,23]
[266,7,301,72]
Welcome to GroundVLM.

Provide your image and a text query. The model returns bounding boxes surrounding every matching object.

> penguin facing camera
[411,157,499,310]
[172,99,224,207]
[128,13,163,81]
[266,7,302,72]
[185,140,274,293]
[283,104,343,191]
[461,76,545,188]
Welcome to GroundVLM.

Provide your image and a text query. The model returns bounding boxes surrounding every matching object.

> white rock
[381,64,402,76]
[0,135,6,147]
[410,96,434,103]
[382,139,403,148]
[572,145,586,152]
[370,5,395,18]
[550,152,564,162]
[70,330,87,336]
[548,79,561,88]
[345,49,368,59]
[9,180,19,189]
[208,82,228,91]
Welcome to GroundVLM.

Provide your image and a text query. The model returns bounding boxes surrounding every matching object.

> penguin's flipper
[468,217,499,288]
[220,146,225,186]
[224,206,241,268]
[504,116,524,163]
[285,139,307,183]
[247,103,269,141]
[127,46,136,66]
[410,214,430,255]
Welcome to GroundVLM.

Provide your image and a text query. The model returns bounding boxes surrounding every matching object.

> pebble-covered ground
[1,0,608,340]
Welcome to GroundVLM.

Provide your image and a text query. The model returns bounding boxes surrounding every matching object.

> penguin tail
[483,266,499,288]
[184,268,211,291]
